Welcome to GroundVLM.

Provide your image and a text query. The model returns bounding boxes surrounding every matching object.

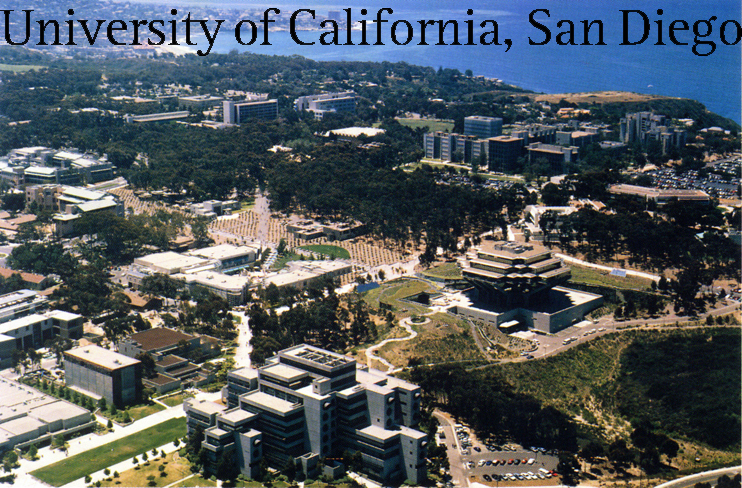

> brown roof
[0,267,46,284]
[128,327,195,352]
[168,364,200,377]
[144,373,180,386]
[121,290,159,308]
[156,355,187,367]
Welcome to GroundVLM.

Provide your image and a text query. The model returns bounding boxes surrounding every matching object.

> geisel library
[452,241,603,333]
[184,344,427,484]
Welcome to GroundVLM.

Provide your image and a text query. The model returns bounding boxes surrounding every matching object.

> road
[654,466,741,488]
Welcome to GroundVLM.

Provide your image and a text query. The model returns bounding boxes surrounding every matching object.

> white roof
[328,127,385,138]
[174,271,249,292]
[76,199,117,212]
[61,187,106,201]
[188,244,258,261]
[0,314,49,335]
[65,345,140,370]
[24,167,57,176]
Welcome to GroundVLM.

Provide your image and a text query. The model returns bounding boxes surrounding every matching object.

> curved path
[365,317,423,373]
[554,252,661,282]
[654,465,741,488]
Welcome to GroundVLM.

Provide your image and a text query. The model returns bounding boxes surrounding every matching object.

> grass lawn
[100,451,192,487]
[569,264,653,291]
[362,278,439,314]
[31,418,186,487]
[298,244,351,259]
[158,392,195,408]
[396,117,454,132]
[99,402,166,423]
[422,262,462,280]
[271,251,303,270]
[172,474,217,487]
[377,312,486,367]
[0,63,45,72]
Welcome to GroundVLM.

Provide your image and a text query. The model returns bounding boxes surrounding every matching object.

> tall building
[619,112,686,154]
[485,135,525,172]
[186,344,427,484]
[455,241,602,333]
[223,98,279,124]
[464,116,503,139]
[64,345,142,408]
[294,92,356,119]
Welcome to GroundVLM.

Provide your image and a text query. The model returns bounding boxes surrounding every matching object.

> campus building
[0,309,83,369]
[0,378,95,453]
[464,116,503,139]
[263,261,353,291]
[452,241,602,333]
[185,344,427,484]
[223,97,279,124]
[619,112,686,154]
[64,345,142,408]
[294,92,357,119]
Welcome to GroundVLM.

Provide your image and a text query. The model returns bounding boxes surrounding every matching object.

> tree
[136,352,157,379]
[27,444,38,460]
[556,452,580,486]
[98,397,107,411]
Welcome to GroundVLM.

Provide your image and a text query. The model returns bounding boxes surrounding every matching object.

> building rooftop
[358,424,400,441]
[219,408,256,424]
[76,199,117,213]
[65,345,140,370]
[187,244,258,262]
[29,400,89,423]
[186,398,226,416]
[173,271,249,293]
[61,186,107,201]
[156,355,186,368]
[241,391,301,415]
[127,327,195,352]
[134,252,211,274]
[45,310,82,321]
[0,416,45,435]
[261,363,307,383]
[281,344,354,369]
[0,314,48,335]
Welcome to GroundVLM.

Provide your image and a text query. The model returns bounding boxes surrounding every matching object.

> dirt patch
[533,91,672,105]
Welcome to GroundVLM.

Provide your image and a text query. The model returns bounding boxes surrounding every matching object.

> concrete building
[0,310,83,369]
[185,344,426,484]
[0,289,48,325]
[187,244,259,273]
[527,143,579,172]
[64,345,142,408]
[608,184,710,204]
[174,271,251,306]
[294,92,356,119]
[223,99,278,124]
[117,327,207,361]
[0,378,95,452]
[454,241,602,333]
[464,116,503,139]
[263,261,352,291]
[511,123,557,144]
[0,268,52,290]
[124,111,191,123]
[619,112,686,154]
[485,135,525,172]
[178,95,224,109]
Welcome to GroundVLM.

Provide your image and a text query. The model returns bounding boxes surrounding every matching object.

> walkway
[554,253,661,282]
[365,316,420,373]
[654,465,741,488]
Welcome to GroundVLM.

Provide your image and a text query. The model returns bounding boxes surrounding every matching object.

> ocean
[141,0,742,123]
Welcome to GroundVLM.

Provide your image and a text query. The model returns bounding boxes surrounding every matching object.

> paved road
[231,310,252,369]
[655,466,741,488]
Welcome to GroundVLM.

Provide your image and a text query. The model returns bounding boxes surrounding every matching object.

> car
[527,458,535,464]
[486,460,492,466]
[516,474,525,480]
[526,354,535,359]
[483,475,492,482]
[474,446,481,452]
[513,459,520,465]
[507,459,514,465]
[598,327,606,332]
[478,460,486,467]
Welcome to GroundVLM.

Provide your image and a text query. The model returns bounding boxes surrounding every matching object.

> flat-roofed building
[223,99,278,124]
[527,142,579,173]
[187,244,259,273]
[133,252,214,275]
[608,184,710,204]
[464,116,503,139]
[173,271,251,306]
[64,345,142,408]
[0,289,48,325]
[294,92,356,120]
[485,135,525,172]
[263,261,352,291]
[200,344,427,484]
[117,327,203,361]
[0,378,95,452]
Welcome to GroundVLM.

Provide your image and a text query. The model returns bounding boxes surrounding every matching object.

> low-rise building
[0,378,95,452]
[608,184,710,204]
[264,261,352,291]
[294,92,356,119]
[64,345,142,408]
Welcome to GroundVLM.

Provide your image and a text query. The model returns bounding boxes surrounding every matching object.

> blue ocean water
[166,0,742,123]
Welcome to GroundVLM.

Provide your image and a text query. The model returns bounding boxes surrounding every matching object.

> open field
[298,244,351,259]
[422,262,462,280]
[396,117,454,132]
[0,63,45,72]
[100,451,192,487]
[377,312,486,367]
[532,91,672,104]
[569,264,653,291]
[361,278,439,314]
[31,418,186,487]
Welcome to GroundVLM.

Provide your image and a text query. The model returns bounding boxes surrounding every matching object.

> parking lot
[442,423,560,486]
